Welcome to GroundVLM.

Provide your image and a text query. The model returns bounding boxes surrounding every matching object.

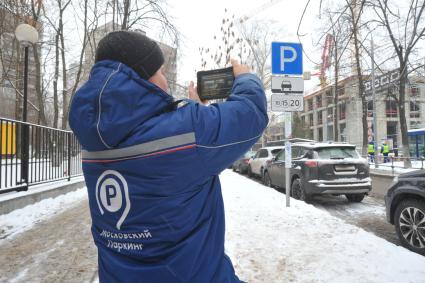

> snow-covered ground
[1,171,425,282]
[221,170,425,283]
[369,159,424,174]
[0,187,86,239]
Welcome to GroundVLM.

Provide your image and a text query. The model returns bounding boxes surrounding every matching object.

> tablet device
[197,67,234,100]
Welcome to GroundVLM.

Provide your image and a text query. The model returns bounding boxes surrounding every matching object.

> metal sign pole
[271,41,304,208]
[371,38,379,169]
[284,112,292,207]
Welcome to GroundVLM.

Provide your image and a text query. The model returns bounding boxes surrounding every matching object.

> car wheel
[291,178,309,202]
[394,199,425,255]
[248,165,253,177]
[345,194,365,203]
[232,165,236,172]
[263,171,272,187]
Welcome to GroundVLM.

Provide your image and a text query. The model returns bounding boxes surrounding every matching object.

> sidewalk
[1,171,425,282]
[0,192,97,283]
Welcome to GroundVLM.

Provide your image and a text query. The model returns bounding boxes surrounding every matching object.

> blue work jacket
[69,60,268,282]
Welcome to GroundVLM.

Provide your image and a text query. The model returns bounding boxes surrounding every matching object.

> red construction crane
[312,34,334,87]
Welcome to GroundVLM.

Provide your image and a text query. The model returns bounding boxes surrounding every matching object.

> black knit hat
[95,31,164,80]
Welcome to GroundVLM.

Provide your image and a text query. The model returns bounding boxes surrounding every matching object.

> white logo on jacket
[96,170,131,230]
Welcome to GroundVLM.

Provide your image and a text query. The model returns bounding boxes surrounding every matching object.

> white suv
[248,146,283,179]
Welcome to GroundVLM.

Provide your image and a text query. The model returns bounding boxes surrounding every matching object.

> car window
[276,150,285,161]
[244,151,255,158]
[271,149,282,156]
[291,147,300,159]
[293,147,307,159]
[259,149,268,158]
[314,147,359,159]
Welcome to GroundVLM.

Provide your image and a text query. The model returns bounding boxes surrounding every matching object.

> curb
[369,172,395,199]
[0,177,86,215]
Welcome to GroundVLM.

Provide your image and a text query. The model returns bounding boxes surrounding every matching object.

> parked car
[263,142,371,202]
[232,151,256,174]
[248,146,283,179]
[385,170,425,255]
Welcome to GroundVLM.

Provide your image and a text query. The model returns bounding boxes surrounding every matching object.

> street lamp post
[15,24,39,188]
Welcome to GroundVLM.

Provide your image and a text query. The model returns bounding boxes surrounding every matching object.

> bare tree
[0,0,45,124]
[200,9,276,89]
[345,0,368,154]
[237,19,276,89]
[30,0,47,125]
[372,0,425,167]
[108,0,178,41]
[323,7,353,141]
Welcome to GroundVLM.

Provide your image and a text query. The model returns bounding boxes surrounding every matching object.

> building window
[386,100,398,117]
[318,110,323,125]
[316,95,322,108]
[339,103,346,120]
[308,99,313,111]
[410,101,420,118]
[327,108,333,122]
[318,127,323,141]
[327,125,334,140]
[338,86,345,96]
[411,85,420,97]
[309,114,314,127]
[410,121,421,129]
[387,121,398,146]
[326,90,333,105]
[367,100,373,117]
[340,123,346,142]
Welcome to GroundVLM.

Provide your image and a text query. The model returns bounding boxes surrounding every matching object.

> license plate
[334,165,356,171]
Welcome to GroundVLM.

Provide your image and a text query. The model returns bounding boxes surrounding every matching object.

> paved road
[311,195,399,246]
[0,199,97,283]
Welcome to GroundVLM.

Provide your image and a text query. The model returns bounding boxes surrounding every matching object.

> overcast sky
[167,0,322,89]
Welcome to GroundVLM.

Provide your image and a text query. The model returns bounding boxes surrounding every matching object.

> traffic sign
[271,76,304,94]
[271,94,304,112]
[271,42,303,75]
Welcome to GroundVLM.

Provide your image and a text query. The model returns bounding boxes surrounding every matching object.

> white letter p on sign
[280,46,297,72]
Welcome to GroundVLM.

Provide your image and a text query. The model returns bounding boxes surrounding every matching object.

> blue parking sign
[271,42,303,75]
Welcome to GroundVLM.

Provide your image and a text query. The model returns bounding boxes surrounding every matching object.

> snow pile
[369,160,424,174]
[221,170,425,283]
[0,187,87,240]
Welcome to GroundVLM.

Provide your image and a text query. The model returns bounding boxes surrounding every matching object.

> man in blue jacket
[69,30,268,283]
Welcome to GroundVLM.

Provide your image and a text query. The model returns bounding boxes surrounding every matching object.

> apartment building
[0,9,40,123]
[300,74,425,152]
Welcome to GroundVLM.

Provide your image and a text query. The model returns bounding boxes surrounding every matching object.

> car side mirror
[272,156,278,162]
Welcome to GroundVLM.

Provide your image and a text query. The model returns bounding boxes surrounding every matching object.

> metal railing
[0,117,82,194]
[364,154,425,175]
